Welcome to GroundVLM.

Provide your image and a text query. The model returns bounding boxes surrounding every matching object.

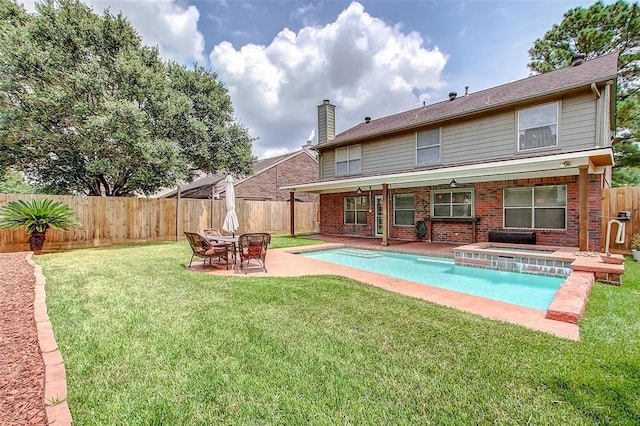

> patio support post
[210,186,215,228]
[382,183,389,246]
[579,166,589,251]
[290,191,295,237]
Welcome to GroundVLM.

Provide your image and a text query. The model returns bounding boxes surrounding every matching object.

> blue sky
[22,0,599,158]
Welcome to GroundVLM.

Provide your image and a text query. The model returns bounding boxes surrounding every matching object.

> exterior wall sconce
[449,179,458,188]
[356,187,363,194]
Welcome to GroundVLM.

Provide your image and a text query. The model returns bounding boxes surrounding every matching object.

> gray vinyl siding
[442,111,515,164]
[320,150,335,180]
[318,92,603,180]
[361,134,415,174]
[560,93,596,149]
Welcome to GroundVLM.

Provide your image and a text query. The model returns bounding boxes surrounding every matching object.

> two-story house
[284,53,618,252]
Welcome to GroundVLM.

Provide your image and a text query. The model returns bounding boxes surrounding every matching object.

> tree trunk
[30,231,47,254]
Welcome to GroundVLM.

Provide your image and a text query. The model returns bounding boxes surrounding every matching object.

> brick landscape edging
[26,253,73,425]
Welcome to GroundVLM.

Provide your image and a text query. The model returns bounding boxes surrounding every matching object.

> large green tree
[0,169,36,193]
[528,0,640,186]
[0,0,254,196]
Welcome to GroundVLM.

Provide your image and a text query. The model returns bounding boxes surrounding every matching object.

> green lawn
[37,238,640,424]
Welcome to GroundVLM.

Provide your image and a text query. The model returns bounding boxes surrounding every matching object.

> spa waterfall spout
[605,219,626,256]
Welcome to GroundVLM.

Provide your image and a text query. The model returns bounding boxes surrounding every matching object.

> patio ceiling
[283,148,614,194]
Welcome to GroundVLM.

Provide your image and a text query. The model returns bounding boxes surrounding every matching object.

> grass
[37,239,640,424]
[268,234,324,249]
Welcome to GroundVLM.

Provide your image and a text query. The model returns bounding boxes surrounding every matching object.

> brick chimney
[317,100,335,145]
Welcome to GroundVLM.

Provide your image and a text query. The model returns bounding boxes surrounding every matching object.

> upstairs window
[336,145,362,176]
[417,128,440,165]
[518,103,558,151]
[344,196,368,224]
[503,185,566,230]
[431,189,474,218]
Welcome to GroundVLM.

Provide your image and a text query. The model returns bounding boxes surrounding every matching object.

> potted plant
[0,198,79,254]
[632,233,640,262]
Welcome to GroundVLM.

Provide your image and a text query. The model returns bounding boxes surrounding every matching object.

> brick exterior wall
[233,151,319,202]
[320,175,603,251]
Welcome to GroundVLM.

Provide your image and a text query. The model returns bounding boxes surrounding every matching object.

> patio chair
[237,232,271,273]
[184,231,231,270]
[202,227,236,261]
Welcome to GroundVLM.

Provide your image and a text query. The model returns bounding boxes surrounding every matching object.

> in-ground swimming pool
[300,248,564,310]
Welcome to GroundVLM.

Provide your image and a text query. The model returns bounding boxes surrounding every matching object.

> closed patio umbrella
[222,175,239,236]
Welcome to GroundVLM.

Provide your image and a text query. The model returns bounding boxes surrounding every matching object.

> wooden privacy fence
[0,193,318,252]
[601,187,640,254]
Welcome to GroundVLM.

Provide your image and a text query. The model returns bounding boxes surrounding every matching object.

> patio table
[206,236,239,264]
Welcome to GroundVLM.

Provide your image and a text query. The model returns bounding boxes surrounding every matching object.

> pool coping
[287,244,582,340]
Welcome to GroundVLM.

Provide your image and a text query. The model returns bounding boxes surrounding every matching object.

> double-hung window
[393,194,415,226]
[344,196,368,224]
[336,145,362,176]
[503,185,566,229]
[417,128,440,165]
[517,103,558,151]
[431,189,473,218]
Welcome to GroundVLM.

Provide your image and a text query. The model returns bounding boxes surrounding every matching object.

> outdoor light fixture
[561,161,571,167]
[449,179,458,188]
[356,187,363,194]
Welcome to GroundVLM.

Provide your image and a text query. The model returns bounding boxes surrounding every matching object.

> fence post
[290,191,295,237]
[176,186,181,241]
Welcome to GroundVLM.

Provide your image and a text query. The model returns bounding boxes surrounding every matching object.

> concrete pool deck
[187,236,610,340]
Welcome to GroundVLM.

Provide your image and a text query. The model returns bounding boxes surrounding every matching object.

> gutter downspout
[591,82,603,147]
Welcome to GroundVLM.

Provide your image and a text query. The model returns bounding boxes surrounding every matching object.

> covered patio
[283,148,615,251]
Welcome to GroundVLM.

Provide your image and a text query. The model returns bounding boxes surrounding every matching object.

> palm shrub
[0,198,79,254]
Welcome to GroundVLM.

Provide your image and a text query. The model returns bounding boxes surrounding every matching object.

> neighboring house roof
[322,52,619,148]
[162,148,318,199]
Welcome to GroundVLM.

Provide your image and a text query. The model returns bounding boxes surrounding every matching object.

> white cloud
[20,0,205,64]
[93,0,205,64]
[210,1,447,157]
[260,147,292,159]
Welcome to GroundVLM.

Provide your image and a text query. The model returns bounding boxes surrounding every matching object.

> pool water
[300,248,564,310]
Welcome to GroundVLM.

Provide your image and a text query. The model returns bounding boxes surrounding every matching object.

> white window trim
[393,194,415,226]
[516,101,560,152]
[416,128,442,165]
[344,195,368,225]
[503,185,567,230]
[335,144,362,176]
[431,188,474,218]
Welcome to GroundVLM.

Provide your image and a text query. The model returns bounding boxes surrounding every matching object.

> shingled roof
[324,52,619,147]
[161,149,317,198]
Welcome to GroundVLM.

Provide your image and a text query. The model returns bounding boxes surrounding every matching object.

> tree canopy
[0,0,254,196]
[0,170,35,193]
[528,0,640,186]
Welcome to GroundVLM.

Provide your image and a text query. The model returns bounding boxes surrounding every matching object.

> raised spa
[453,242,577,278]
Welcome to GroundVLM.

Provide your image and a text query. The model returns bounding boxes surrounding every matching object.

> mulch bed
[0,252,47,425]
